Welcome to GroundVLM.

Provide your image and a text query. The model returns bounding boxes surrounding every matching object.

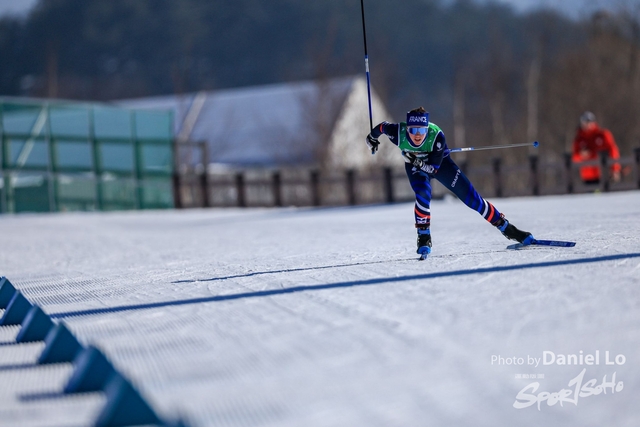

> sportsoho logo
[506,350,627,411]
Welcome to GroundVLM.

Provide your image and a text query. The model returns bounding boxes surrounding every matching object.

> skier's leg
[434,156,502,223]
[404,164,432,254]
[435,156,533,243]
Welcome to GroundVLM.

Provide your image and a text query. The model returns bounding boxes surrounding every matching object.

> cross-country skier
[366,107,534,258]
[572,111,621,184]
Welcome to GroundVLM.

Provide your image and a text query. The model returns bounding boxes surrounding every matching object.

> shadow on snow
[51,253,640,319]
[171,258,414,284]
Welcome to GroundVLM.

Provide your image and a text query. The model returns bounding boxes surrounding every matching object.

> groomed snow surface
[1,191,639,427]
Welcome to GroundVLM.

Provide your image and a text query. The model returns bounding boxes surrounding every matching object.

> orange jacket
[572,124,620,182]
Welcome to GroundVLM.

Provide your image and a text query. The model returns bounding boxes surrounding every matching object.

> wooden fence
[173,149,640,209]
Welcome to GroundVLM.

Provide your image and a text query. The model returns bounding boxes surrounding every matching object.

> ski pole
[447,141,539,154]
[360,0,375,154]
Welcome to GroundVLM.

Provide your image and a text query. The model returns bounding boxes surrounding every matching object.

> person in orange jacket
[572,111,621,184]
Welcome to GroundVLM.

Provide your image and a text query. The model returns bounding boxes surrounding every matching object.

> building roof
[116,77,361,167]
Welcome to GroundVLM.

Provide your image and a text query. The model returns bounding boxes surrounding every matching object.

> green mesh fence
[0,99,174,213]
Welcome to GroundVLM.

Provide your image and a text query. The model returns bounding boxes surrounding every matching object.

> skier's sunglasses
[408,127,428,135]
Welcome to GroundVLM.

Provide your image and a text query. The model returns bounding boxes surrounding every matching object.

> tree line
[1,0,639,163]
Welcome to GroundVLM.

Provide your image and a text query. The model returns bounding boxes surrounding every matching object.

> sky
[484,0,636,19]
[0,0,630,19]
[0,0,37,17]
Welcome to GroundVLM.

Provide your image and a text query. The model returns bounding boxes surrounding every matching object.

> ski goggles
[408,127,428,135]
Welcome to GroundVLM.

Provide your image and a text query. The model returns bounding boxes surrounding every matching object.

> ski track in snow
[0,191,639,426]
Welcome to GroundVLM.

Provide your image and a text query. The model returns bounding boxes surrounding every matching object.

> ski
[419,252,429,261]
[507,239,576,250]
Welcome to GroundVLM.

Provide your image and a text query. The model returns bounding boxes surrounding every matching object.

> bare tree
[539,8,640,160]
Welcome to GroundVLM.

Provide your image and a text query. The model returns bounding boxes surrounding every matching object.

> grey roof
[116,77,358,166]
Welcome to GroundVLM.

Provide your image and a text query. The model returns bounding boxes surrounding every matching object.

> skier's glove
[366,134,380,154]
[403,152,435,175]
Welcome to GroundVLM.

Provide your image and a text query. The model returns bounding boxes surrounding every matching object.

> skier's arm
[370,122,400,146]
[603,130,621,174]
[403,132,447,176]
[571,134,585,163]
[366,122,399,154]
[425,132,446,173]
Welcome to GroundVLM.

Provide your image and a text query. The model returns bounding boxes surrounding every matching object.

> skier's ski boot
[417,227,432,258]
[494,214,534,245]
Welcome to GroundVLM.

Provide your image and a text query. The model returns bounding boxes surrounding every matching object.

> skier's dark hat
[407,111,429,127]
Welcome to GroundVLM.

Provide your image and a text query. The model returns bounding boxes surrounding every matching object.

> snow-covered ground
[1,191,639,427]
